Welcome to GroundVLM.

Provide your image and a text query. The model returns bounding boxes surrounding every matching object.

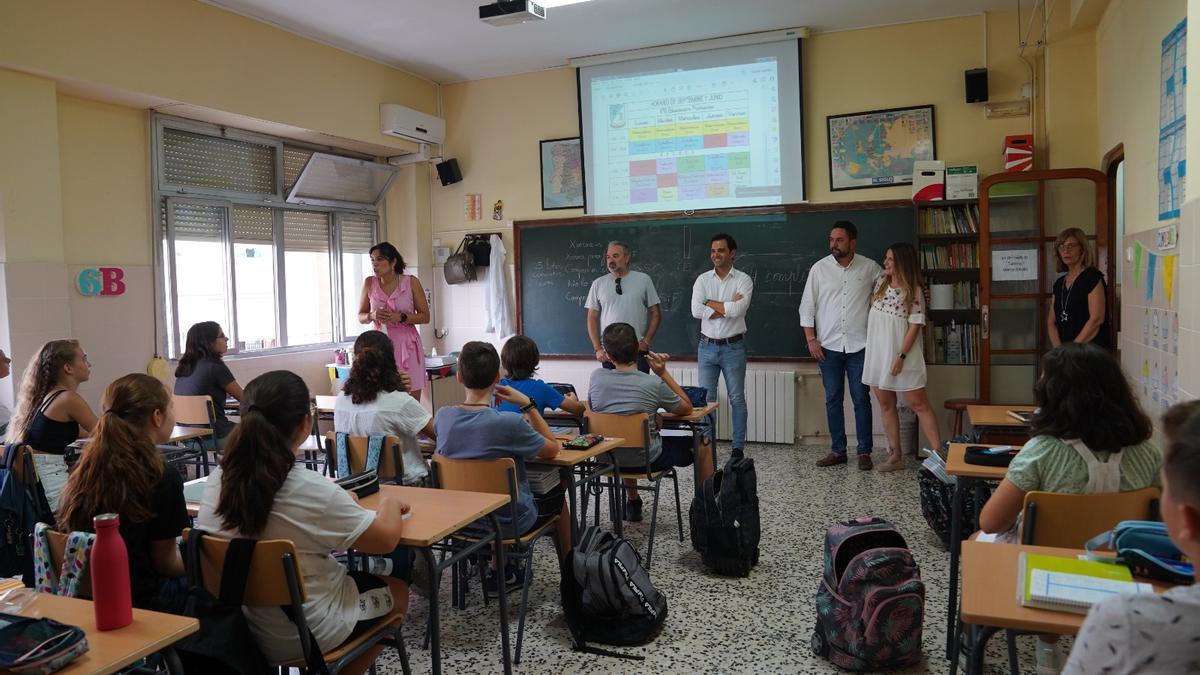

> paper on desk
[975,532,999,543]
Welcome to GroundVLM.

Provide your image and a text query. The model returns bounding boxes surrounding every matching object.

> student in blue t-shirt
[497,335,586,415]
[434,341,569,591]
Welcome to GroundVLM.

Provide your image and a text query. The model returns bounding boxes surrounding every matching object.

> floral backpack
[812,516,924,671]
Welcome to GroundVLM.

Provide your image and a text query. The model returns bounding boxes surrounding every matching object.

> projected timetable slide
[590,60,783,214]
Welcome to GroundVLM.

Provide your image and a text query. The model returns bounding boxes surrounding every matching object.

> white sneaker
[917,447,933,458]
[1035,639,1063,675]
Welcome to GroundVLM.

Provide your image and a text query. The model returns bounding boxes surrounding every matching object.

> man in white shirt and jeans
[585,241,661,373]
[691,233,754,458]
[799,221,882,470]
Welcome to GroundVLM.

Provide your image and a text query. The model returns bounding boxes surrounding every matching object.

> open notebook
[1018,552,1154,614]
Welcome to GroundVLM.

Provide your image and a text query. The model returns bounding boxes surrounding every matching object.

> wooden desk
[167,426,213,443]
[2,593,197,675]
[530,437,624,542]
[358,485,509,548]
[957,542,1173,674]
[942,442,1007,660]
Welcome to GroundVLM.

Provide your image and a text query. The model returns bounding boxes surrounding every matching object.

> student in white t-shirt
[1063,399,1200,675]
[335,330,434,440]
[196,370,410,672]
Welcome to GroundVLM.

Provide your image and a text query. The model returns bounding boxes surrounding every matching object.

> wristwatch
[520,401,538,413]
[399,312,408,323]
[898,352,907,360]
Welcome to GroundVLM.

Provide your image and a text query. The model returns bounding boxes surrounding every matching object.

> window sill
[170,341,355,363]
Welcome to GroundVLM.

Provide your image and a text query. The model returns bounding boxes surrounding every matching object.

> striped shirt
[1005,435,1163,494]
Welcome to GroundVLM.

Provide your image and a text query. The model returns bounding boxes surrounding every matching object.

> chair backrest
[324,431,403,480]
[430,455,520,526]
[314,395,337,414]
[43,527,93,598]
[3,444,36,486]
[182,528,304,607]
[173,394,215,427]
[582,410,650,451]
[1021,487,1162,548]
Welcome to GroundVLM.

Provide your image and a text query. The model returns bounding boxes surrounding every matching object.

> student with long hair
[978,343,1161,673]
[861,243,940,470]
[57,374,189,613]
[357,242,430,400]
[196,371,410,672]
[6,339,98,510]
[174,321,242,440]
[1063,399,1200,675]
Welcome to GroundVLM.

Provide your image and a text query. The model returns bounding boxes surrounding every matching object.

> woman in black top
[174,321,242,439]
[1048,228,1110,348]
[58,374,189,614]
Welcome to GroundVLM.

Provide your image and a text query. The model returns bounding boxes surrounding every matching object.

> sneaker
[483,561,522,597]
[917,447,934,459]
[857,454,874,471]
[625,499,644,522]
[1035,639,1063,675]
[815,452,847,467]
[875,455,905,472]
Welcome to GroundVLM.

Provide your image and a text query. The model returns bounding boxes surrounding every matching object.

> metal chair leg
[396,626,412,675]
[646,482,662,569]
[672,472,683,541]
[514,551,534,664]
[1005,630,1019,675]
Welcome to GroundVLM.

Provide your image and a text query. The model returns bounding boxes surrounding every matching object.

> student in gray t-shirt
[584,241,661,373]
[588,323,714,523]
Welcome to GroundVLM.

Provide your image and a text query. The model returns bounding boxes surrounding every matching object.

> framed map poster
[540,137,584,210]
[827,105,935,191]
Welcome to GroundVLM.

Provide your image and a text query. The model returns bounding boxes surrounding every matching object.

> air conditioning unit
[380,104,445,145]
[479,0,546,26]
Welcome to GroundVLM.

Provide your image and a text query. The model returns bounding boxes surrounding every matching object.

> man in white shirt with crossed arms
[691,232,753,459]
[799,220,881,470]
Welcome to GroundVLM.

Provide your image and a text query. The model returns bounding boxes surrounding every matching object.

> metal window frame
[153,113,386,359]
[286,152,400,210]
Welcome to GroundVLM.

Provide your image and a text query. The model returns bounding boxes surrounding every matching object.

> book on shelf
[918,203,980,235]
[924,321,980,364]
[920,243,979,269]
[1017,552,1153,614]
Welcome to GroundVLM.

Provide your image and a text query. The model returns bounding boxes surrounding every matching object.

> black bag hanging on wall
[464,234,492,267]
[443,238,477,285]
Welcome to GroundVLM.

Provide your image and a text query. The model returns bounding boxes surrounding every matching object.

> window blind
[283,210,330,252]
[232,205,274,243]
[340,215,377,253]
[283,147,314,195]
[170,201,224,241]
[162,128,276,195]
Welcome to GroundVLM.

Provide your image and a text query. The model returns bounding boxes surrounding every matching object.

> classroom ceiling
[204,0,1019,84]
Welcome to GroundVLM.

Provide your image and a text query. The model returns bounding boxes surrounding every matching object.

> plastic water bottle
[91,513,132,630]
[945,321,963,365]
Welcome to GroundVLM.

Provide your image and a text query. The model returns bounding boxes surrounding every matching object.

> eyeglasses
[1056,243,1081,252]
[614,277,623,295]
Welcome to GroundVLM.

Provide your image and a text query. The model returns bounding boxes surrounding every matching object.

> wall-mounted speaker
[965,68,989,104]
[435,158,462,186]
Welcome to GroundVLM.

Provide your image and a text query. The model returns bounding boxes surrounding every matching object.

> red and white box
[1004,135,1034,172]
[911,160,945,201]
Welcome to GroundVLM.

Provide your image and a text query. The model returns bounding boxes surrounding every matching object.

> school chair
[583,409,682,570]
[172,394,218,476]
[184,529,411,675]
[430,454,560,665]
[33,523,94,599]
[1021,487,1161,548]
[300,395,338,473]
[323,431,414,485]
[944,398,981,438]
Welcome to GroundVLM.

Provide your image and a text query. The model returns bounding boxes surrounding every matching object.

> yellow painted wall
[0,0,436,152]
[1096,0,1186,235]
[0,70,64,262]
[58,96,152,266]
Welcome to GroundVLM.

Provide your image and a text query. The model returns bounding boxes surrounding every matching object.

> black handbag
[963,445,1018,467]
[464,235,492,267]
[443,239,476,285]
[334,469,380,498]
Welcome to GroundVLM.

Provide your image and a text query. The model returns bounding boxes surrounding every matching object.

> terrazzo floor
[373,443,1060,674]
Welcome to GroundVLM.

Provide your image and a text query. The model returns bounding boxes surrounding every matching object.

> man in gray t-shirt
[585,241,661,373]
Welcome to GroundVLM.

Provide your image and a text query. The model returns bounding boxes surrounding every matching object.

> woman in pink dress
[357,242,430,399]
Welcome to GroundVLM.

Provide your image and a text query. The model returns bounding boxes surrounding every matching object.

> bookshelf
[915,199,982,366]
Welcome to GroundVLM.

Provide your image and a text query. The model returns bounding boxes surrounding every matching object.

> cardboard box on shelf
[946,165,979,199]
[912,160,946,201]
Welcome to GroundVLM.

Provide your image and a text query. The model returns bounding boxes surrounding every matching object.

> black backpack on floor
[689,455,760,576]
[560,526,667,659]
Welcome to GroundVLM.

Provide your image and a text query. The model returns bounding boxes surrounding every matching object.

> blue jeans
[818,348,873,456]
[698,339,747,449]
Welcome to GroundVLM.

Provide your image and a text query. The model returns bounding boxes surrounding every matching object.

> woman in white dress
[862,243,941,471]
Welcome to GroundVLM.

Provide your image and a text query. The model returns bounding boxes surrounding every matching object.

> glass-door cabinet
[978,169,1109,403]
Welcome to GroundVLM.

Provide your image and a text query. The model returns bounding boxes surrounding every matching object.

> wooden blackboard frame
[513,200,913,362]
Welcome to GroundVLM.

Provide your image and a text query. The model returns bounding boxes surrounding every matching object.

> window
[155,115,385,356]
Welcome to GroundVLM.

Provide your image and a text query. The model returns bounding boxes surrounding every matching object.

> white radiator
[667,367,796,444]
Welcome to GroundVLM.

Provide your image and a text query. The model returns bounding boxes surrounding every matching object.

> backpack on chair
[560,526,667,659]
[812,516,925,671]
[688,455,760,576]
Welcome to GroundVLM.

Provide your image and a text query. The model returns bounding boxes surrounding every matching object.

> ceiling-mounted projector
[479,0,546,26]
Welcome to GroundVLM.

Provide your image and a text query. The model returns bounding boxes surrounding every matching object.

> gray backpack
[561,526,667,653]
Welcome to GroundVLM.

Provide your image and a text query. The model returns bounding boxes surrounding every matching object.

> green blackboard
[514,202,914,359]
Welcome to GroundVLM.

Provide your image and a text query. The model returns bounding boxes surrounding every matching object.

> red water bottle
[91,513,132,630]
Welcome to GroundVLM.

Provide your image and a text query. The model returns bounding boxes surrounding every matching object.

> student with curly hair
[57,374,189,613]
[6,339,98,510]
[335,330,434,460]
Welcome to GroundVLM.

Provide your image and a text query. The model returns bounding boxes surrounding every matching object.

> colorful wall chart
[1121,230,1182,430]
[1158,18,1186,221]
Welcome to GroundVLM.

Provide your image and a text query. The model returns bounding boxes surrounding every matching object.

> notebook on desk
[1017,552,1153,614]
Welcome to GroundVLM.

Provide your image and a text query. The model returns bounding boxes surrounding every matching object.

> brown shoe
[857,454,874,471]
[815,452,847,467]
